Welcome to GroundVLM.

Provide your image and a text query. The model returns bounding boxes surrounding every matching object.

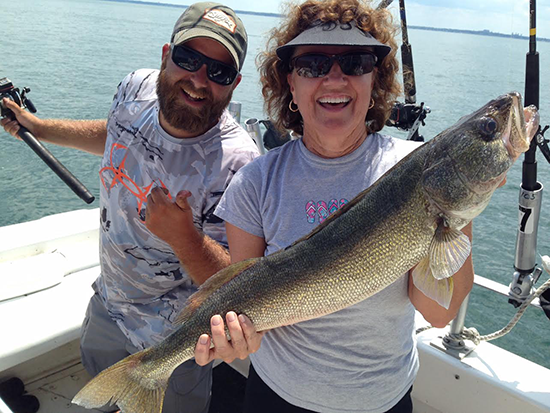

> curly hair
[257,0,401,136]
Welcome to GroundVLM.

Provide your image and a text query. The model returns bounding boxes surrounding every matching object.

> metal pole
[449,295,469,336]
[509,0,544,308]
[244,118,266,154]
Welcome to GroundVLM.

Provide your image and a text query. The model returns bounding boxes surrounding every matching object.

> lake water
[2,0,549,368]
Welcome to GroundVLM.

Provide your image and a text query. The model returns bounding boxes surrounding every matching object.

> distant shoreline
[409,25,550,43]
[102,0,281,17]
[102,0,550,42]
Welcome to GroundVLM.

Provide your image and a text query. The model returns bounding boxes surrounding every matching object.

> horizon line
[101,0,550,42]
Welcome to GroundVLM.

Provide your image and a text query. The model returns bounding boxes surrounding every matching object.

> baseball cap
[276,20,391,64]
[171,2,248,71]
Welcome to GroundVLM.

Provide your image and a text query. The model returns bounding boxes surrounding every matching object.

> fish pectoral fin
[174,258,259,325]
[428,222,471,280]
[412,256,454,309]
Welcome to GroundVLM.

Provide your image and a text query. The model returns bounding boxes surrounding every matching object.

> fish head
[421,92,539,224]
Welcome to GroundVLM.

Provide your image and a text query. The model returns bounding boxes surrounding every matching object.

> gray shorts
[80,293,213,413]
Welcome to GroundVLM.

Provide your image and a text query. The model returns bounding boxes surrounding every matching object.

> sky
[152,0,550,38]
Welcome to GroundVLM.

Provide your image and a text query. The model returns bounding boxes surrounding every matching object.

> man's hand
[0,97,41,138]
[194,312,264,366]
[145,186,230,285]
[145,187,196,248]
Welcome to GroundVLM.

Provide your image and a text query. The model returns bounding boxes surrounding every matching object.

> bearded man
[0,3,260,412]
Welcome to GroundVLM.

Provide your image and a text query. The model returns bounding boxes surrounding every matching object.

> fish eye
[478,116,498,139]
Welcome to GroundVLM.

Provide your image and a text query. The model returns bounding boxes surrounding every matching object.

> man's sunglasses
[170,44,239,86]
[289,52,378,78]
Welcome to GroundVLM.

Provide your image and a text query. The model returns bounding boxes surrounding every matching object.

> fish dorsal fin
[412,256,454,309]
[429,221,471,280]
[174,258,258,325]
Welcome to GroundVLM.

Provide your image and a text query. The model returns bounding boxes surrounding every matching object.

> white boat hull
[1,209,549,413]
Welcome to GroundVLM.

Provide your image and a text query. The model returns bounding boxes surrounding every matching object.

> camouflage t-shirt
[94,69,259,350]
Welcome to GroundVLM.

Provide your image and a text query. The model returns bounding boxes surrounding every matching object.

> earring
[368,98,375,109]
[289,100,299,113]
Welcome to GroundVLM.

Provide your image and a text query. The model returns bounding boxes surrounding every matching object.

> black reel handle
[17,126,95,204]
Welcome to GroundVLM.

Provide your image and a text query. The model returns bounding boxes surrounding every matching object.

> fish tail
[73,348,170,413]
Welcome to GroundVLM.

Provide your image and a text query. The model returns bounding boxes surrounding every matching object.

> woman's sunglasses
[289,52,378,78]
[170,45,239,86]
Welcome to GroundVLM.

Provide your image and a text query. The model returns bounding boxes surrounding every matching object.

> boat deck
[23,363,99,413]
[1,355,248,413]
[2,209,550,413]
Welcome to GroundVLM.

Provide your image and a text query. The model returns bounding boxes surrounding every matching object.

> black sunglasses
[289,52,378,78]
[170,44,239,86]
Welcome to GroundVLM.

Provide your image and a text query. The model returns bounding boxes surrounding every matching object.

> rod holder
[244,118,266,154]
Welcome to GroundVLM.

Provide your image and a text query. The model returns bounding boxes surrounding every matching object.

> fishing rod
[0,78,95,204]
[508,0,550,312]
[376,0,393,9]
[384,0,429,142]
[399,0,415,105]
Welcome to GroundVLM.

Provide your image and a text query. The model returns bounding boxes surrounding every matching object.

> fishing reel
[534,124,550,164]
[260,119,292,150]
[0,77,37,119]
[508,268,543,308]
[386,101,430,142]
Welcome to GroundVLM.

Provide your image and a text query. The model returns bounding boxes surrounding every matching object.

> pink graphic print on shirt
[305,198,349,224]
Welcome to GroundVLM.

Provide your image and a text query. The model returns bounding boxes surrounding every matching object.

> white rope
[469,256,550,343]
[463,276,550,345]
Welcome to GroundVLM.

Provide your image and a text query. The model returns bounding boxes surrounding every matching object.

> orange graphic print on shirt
[100,143,171,213]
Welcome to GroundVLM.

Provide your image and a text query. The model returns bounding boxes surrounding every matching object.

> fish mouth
[503,93,539,159]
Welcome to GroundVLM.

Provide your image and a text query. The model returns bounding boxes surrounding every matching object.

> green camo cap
[171,2,248,71]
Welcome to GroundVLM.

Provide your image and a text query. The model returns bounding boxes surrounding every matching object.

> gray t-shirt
[95,69,259,350]
[215,134,422,413]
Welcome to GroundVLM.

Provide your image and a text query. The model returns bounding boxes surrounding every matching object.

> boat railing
[429,272,548,360]
[474,274,541,308]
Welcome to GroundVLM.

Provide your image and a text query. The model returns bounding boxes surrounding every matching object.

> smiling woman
[195,0,474,412]
[286,43,379,158]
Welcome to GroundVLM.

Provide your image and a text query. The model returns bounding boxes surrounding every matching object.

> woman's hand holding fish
[194,312,264,366]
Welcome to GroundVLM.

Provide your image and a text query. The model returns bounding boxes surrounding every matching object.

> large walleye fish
[73,92,538,413]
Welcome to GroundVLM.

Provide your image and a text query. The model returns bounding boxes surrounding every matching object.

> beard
[156,60,233,136]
